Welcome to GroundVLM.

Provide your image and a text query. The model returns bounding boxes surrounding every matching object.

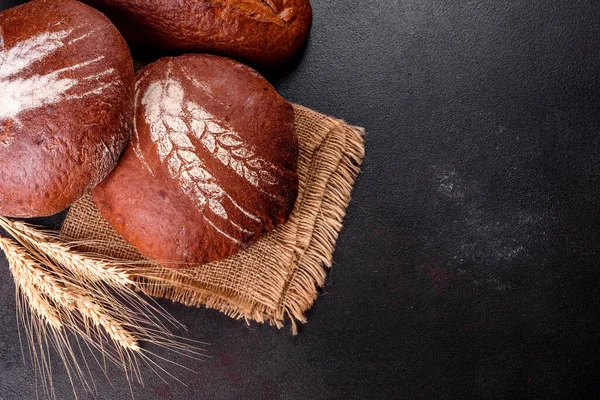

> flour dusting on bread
[0,28,120,129]
[0,0,134,218]
[140,78,264,242]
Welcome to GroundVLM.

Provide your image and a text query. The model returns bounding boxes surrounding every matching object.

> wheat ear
[0,217,206,399]
[0,237,63,329]
[6,219,134,286]
[0,229,140,351]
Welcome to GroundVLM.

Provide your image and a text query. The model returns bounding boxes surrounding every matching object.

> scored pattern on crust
[138,78,287,243]
[185,102,280,188]
[0,28,120,143]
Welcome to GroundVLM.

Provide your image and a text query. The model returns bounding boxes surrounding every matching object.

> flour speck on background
[425,166,548,291]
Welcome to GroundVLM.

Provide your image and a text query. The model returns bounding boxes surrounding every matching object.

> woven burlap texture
[60,104,364,333]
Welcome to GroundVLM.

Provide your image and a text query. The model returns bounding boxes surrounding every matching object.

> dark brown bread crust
[0,0,134,217]
[92,54,298,268]
[82,0,312,65]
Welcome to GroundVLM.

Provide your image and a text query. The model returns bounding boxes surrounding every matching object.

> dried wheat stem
[59,280,141,352]
[3,218,133,286]
[31,239,133,286]
[27,269,141,352]
[72,294,140,352]
[0,235,75,309]
[0,222,140,351]
[0,238,63,329]
[0,216,202,398]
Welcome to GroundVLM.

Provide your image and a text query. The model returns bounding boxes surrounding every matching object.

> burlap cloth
[60,104,364,333]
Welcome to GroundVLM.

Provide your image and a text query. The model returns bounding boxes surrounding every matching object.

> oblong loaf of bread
[82,0,313,65]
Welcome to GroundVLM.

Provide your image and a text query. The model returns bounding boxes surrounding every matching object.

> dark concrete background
[2,1,600,399]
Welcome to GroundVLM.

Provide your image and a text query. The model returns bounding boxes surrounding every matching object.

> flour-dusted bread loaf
[92,54,298,267]
[82,0,312,65]
[0,0,134,218]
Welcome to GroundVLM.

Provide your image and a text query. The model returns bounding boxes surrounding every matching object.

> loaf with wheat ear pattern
[92,54,299,268]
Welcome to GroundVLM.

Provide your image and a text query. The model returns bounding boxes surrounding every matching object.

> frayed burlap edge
[278,117,364,333]
[61,104,365,333]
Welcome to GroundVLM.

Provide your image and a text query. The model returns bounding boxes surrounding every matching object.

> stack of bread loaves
[0,0,312,267]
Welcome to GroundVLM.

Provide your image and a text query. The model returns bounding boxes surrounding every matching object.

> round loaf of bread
[0,0,134,218]
[92,54,298,268]
[81,0,312,65]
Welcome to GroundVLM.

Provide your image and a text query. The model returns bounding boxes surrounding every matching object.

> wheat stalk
[6,219,134,286]
[0,216,206,399]
[0,220,140,351]
[67,283,141,352]
[0,234,76,309]
[2,217,182,332]
[0,238,63,329]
